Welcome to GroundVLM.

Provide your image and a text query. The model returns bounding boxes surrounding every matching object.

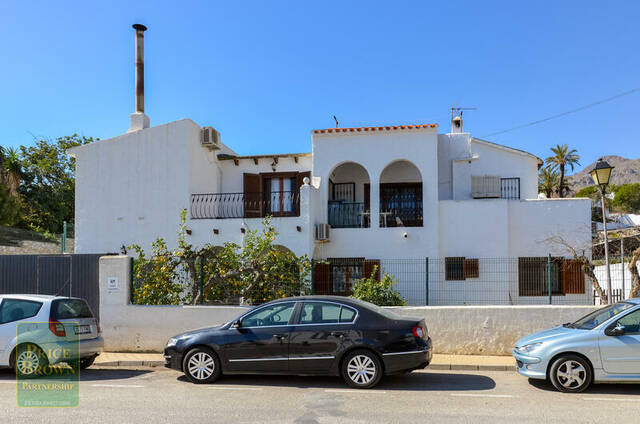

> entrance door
[599,308,640,374]
[222,302,296,372]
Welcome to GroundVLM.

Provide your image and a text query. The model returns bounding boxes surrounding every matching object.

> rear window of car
[0,299,43,324]
[50,299,94,320]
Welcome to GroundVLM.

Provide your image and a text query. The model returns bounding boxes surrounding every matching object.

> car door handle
[330,331,345,338]
[273,334,288,340]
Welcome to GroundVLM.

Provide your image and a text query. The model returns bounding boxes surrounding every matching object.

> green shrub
[351,266,407,306]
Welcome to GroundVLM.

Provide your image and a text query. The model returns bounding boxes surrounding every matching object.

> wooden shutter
[363,259,381,281]
[463,259,479,279]
[243,173,262,218]
[562,259,585,294]
[313,262,331,295]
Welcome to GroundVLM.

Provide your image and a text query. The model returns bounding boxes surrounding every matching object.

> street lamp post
[590,158,614,304]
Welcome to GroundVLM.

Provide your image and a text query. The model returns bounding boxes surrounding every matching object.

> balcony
[191,191,300,219]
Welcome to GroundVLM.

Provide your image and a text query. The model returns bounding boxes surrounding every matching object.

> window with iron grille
[518,257,585,296]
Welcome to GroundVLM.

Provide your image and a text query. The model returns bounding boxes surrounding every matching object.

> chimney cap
[132,24,147,31]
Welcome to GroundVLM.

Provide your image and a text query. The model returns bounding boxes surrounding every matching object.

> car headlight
[516,342,543,353]
[166,337,178,347]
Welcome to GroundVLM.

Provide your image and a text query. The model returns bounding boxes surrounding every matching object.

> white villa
[69,114,591,305]
[69,25,592,305]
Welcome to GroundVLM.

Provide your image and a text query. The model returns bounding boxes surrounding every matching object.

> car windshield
[570,302,635,330]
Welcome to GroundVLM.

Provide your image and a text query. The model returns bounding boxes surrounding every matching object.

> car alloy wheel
[550,355,592,393]
[183,348,221,384]
[15,344,48,378]
[342,350,383,389]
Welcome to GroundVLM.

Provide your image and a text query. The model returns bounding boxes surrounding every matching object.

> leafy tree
[351,266,407,306]
[545,144,580,198]
[130,211,312,305]
[538,167,560,198]
[18,135,95,233]
[611,183,640,213]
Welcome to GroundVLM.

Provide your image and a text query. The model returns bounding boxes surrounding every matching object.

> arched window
[379,160,423,227]
[327,162,371,228]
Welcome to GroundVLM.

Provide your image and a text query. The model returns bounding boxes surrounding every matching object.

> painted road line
[324,389,387,394]
[206,386,263,391]
[0,381,16,384]
[451,393,515,398]
[90,384,145,388]
[584,397,640,402]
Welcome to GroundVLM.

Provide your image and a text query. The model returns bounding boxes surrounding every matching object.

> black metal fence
[0,254,103,318]
[312,257,609,306]
[191,191,300,219]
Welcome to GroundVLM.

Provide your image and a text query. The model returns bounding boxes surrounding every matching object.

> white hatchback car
[0,295,103,376]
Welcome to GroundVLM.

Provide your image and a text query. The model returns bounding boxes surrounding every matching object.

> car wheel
[549,355,592,393]
[183,347,221,384]
[341,350,383,389]
[80,356,96,370]
[15,344,49,378]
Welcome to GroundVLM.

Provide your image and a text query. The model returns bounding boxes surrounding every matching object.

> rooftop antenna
[333,115,339,128]
[450,105,476,133]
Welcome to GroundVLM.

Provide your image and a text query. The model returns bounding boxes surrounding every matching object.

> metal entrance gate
[0,254,103,319]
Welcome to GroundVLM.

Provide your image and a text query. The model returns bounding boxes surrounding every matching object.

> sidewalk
[95,352,516,371]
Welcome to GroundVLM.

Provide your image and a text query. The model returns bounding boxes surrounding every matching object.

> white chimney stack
[129,23,150,132]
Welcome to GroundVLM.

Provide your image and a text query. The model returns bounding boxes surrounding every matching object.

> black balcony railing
[501,177,520,200]
[191,191,299,219]
[328,202,369,228]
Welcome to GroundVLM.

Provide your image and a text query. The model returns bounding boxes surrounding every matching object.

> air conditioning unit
[315,223,330,242]
[471,175,501,199]
[200,126,221,150]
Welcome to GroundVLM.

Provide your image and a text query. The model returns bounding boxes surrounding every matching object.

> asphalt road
[1,366,639,423]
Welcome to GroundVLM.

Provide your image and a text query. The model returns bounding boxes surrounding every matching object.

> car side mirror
[231,320,241,329]
[605,323,625,337]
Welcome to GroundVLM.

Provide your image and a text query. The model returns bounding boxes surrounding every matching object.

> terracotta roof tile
[313,124,437,134]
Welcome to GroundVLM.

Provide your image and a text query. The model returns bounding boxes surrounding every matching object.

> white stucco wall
[312,128,440,260]
[71,119,200,254]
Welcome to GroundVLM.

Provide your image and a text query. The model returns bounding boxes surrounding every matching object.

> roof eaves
[472,137,543,166]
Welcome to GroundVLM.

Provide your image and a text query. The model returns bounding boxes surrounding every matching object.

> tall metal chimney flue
[129,23,150,131]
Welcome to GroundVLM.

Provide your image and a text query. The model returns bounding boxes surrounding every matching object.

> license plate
[74,325,91,335]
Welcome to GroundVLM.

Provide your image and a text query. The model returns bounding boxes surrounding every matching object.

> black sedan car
[164,296,432,388]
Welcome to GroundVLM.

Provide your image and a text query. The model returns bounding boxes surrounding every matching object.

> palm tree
[545,144,580,198]
[538,167,559,198]
[0,146,22,195]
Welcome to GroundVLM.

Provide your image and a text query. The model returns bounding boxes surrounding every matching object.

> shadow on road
[528,378,640,395]
[0,367,152,382]
[176,370,496,392]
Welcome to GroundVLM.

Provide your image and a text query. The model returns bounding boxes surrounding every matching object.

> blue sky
[1,1,638,172]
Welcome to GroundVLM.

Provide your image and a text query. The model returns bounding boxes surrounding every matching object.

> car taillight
[49,318,66,337]
[412,326,425,339]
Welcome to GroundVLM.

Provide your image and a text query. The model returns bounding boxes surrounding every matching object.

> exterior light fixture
[590,158,614,187]
[590,158,614,304]
[271,161,277,172]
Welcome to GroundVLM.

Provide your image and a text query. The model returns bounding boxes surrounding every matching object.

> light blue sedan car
[513,298,640,392]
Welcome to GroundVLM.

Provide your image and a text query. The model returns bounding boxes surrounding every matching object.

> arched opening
[327,162,371,228]
[379,160,423,227]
